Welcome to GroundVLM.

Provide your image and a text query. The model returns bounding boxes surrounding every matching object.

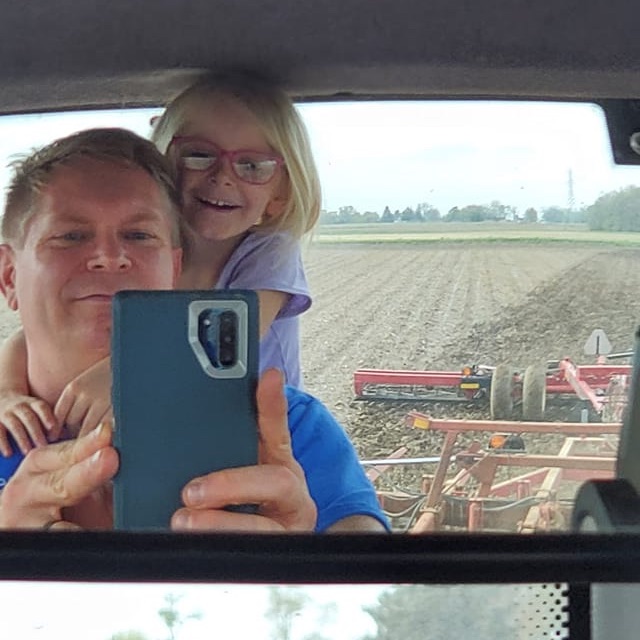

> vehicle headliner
[2,0,640,114]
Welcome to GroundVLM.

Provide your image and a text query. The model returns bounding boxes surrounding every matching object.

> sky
[0,580,533,640]
[0,100,639,218]
[299,100,639,215]
[0,581,385,640]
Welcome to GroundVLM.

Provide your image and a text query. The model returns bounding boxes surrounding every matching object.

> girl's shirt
[216,231,311,388]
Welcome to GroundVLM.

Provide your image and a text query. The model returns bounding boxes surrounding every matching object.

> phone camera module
[198,308,238,369]
[217,310,238,367]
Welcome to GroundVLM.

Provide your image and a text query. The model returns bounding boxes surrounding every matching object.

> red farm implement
[365,413,621,533]
[354,330,632,422]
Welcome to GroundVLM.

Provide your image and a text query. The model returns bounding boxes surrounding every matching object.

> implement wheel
[522,363,547,421]
[490,364,514,420]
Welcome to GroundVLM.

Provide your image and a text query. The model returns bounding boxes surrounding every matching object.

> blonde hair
[151,71,321,239]
[3,127,183,248]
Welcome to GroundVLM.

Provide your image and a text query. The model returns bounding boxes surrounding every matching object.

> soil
[300,242,640,496]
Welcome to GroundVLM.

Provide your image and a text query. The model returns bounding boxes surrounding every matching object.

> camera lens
[197,308,238,369]
[217,310,237,367]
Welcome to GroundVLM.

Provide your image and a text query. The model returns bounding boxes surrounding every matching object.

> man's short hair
[2,127,183,247]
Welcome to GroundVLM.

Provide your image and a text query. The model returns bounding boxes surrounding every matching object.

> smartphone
[111,289,259,530]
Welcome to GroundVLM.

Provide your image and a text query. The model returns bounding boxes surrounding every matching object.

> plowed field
[300,242,640,497]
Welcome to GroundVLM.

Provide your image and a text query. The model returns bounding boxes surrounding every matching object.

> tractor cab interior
[2,2,640,639]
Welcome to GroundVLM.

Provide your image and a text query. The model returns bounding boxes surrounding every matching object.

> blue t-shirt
[0,387,389,532]
[0,450,21,491]
[285,386,388,531]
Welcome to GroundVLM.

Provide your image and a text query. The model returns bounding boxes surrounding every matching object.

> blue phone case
[112,289,259,530]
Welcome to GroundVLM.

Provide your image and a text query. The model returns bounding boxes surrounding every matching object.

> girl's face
[171,95,287,244]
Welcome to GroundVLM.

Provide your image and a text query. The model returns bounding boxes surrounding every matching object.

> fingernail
[185,481,203,505]
[94,421,110,438]
[173,512,189,529]
[90,450,102,465]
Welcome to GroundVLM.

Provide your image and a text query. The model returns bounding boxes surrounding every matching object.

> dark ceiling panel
[0,0,639,111]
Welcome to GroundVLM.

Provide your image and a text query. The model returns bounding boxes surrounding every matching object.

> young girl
[152,71,320,387]
[0,71,321,455]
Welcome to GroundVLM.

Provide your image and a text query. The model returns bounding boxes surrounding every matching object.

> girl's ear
[264,177,289,219]
[264,195,286,219]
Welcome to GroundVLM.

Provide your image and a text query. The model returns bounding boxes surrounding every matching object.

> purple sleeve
[216,232,311,319]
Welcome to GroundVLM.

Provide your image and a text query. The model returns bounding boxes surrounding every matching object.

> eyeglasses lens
[233,155,278,184]
[177,142,279,184]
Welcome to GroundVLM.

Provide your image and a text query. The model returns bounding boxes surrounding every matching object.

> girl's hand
[0,390,57,456]
[54,357,113,438]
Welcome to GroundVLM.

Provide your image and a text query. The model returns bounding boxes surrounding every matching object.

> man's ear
[0,244,18,311]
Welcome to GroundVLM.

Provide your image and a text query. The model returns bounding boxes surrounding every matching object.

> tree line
[319,185,640,232]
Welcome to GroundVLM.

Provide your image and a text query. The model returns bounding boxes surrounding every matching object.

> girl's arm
[216,234,308,339]
[0,330,57,455]
[54,356,112,438]
[256,290,291,338]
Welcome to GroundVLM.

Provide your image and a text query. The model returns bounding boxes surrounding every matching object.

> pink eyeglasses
[169,136,284,185]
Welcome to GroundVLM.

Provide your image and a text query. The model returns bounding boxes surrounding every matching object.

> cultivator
[365,413,621,533]
[358,330,633,532]
[354,330,632,422]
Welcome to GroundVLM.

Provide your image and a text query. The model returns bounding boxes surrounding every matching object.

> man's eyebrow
[47,213,92,225]
[122,210,169,224]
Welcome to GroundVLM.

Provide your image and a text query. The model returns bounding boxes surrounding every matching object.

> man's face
[0,157,182,355]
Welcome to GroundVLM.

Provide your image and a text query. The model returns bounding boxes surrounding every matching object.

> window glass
[0,581,570,639]
[0,101,636,533]
[300,101,637,535]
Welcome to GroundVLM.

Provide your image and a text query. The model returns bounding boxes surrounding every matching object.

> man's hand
[0,421,118,529]
[171,369,318,532]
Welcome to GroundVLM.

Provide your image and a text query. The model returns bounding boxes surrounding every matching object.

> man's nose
[86,237,132,271]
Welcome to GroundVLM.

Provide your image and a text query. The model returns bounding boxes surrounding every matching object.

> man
[0,128,387,532]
